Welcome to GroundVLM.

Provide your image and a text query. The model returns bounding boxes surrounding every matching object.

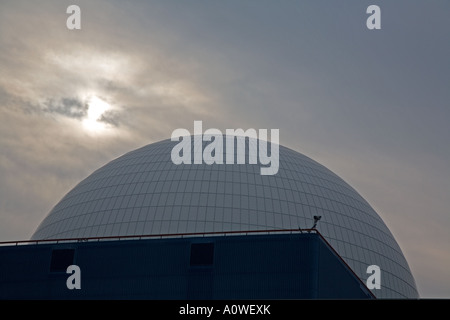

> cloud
[0,0,221,241]
[42,97,87,119]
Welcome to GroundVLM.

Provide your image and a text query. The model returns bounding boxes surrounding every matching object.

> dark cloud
[99,109,120,127]
[43,97,87,119]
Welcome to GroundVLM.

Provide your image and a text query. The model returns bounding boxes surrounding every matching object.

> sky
[0,0,449,298]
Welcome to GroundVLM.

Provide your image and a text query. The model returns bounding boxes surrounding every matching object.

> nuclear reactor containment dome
[32,136,418,298]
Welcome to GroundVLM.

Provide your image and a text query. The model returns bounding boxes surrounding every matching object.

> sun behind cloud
[82,95,111,133]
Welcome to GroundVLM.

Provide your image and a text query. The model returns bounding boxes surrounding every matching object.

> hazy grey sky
[0,0,449,298]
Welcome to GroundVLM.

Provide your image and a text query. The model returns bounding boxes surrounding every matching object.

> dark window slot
[50,249,75,272]
[190,243,214,266]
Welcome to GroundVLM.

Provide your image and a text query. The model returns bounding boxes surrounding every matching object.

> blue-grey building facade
[0,232,374,299]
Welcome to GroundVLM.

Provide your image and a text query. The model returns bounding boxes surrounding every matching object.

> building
[0,136,418,299]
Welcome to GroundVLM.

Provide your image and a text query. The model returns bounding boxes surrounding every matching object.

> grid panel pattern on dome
[32,137,418,298]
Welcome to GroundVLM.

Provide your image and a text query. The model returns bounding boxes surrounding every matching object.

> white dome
[32,136,418,298]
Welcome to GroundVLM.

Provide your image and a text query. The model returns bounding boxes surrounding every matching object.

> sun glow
[82,96,111,132]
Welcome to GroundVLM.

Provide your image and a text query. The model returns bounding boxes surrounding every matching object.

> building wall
[0,233,373,299]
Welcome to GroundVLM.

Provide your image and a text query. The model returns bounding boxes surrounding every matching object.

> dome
[32,136,418,298]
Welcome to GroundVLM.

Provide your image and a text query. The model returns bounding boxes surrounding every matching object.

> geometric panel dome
[32,136,418,298]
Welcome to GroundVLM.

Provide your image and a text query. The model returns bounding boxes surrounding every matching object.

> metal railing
[0,228,317,246]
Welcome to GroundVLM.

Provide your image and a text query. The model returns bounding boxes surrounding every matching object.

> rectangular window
[190,243,214,266]
[50,249,75,272]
